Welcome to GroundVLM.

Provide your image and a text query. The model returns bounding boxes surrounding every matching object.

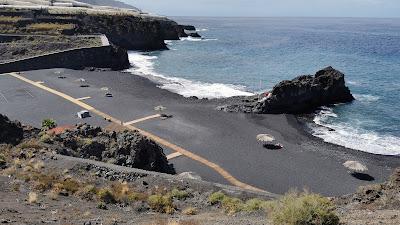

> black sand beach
[1,68,398,196]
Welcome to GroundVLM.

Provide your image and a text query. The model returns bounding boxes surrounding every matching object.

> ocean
[127,17,400,156]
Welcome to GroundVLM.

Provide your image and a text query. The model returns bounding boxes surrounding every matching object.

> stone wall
[0,45,130,73]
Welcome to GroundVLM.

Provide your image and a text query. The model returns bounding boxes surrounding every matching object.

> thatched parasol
[343,160,368,172]
[256,134,275,143]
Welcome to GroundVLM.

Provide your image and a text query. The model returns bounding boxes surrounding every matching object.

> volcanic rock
[253,67,354,114]
[0,114,24,145]
[53,124,175,174]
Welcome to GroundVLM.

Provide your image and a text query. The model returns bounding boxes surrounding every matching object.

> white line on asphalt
[167,152,183,160]
[123,114,161,126]
[76,96,92,101]
[36,81,44,84]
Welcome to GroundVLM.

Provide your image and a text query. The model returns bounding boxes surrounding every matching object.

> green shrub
[97,189,116,204]
[41,119,57,130]
[170,188,190,200]
[39,134,53,144]
[222,197,243,214]
[147,194,175,214]
[208,191,226,205]
[243,198,271,212]
[267,190,339,225]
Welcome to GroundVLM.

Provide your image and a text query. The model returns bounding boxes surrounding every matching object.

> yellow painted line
[7,72,266,193]
[123,114,161,126]
[167,152,183,160]
[76,96,92,101]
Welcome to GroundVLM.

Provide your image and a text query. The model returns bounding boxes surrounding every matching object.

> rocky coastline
[0,5,200,70]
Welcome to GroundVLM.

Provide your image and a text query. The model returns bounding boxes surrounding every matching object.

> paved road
[1,69,398,196]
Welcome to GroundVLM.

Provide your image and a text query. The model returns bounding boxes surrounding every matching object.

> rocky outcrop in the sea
[0,114,23,145]
[188,32,202,38]
[180,25,196,31]
[219,67,354,114]
[53,124,175,174]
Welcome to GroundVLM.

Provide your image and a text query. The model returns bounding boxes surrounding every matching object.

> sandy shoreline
[1,68,398,196]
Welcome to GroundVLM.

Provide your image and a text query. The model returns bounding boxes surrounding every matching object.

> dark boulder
[180,25,196,31]
[188,32,202,38]
[253,67,354,114]
[54,124,175,174]
[0,114,23,145]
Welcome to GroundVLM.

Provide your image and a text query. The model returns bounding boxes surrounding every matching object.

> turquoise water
[127,17,400,155]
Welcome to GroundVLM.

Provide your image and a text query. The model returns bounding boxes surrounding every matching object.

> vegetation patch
[170,188,190,200]
[267,190,339,225]
[41,119,57,131]
[26,23,75,34]
[148,194,175,214]
[0,16,22,23]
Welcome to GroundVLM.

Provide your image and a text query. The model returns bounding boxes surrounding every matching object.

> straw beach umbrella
[256,134,275,143]
[343,160,368,173]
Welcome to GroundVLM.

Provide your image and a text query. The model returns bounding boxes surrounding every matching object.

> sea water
[127,17,400,156]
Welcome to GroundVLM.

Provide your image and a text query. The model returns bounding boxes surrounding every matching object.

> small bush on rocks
[222,197,243,214]
[243,198,271,212]
[97,188,116,204]
[41,119,57,130]
[267,190,339,225]
[182,207,197,215]
[39,134,53,144]
[208,191,226,205]
[171,188,190,200]
[147,194,175,214]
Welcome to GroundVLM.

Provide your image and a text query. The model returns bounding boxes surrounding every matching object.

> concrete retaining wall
[0,44,130,73]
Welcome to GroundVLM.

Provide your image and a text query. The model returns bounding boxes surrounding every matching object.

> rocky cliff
[0,7,189,51]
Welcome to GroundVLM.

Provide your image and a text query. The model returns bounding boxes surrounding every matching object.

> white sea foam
[311,107,400,155]
[354,94,381,103]
[180,37,218,42]
[126,51,253,99]
[347,80,361,86]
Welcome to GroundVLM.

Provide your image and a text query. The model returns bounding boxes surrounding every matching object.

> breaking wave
[311,107,400,155]
[126,51,253,99]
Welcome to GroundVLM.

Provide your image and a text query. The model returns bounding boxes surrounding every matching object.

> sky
[124,0,400,17]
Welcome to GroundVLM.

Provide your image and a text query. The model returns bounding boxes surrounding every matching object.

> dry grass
[182,207,197,215]
[18,139,43,150]
[146,219,200,225]
[170,188,190,200]
[208,191,271,215]
[28,192,38,204]
[26,23,75,33]
[0,15,22,22]
[147,194,175,214]
[267,190,339,225]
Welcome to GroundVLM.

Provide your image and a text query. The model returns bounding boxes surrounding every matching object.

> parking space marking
[76,96,92,101]
[167,152,183,160]
[24,90,34,98]
[123,114,161,126]
[36,81,44,84]
[0,91,8,103]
